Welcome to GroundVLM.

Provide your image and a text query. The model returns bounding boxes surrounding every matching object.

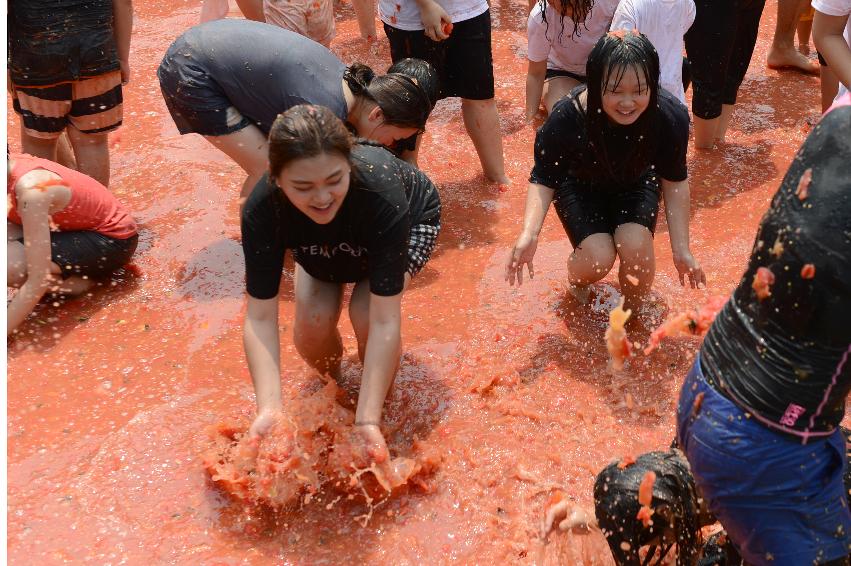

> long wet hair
[268,104,353,177]
[594,450,702,566]
[584,30,660,183]
[344,63,432,131]
[387,58,440,111]
[538,0,595,44]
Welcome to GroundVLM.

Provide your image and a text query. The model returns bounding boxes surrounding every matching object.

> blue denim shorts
[677,355,851,566]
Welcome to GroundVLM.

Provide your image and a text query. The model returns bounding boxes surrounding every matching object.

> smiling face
[273,152,351,224]
[601,64,651,126]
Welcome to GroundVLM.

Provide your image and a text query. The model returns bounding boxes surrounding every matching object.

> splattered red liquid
[6,0,827,563]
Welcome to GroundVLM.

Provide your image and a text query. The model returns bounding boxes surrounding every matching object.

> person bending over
[241,105,441,470]
[7,155,138,335]
[507,31,705,311]
[158,20,432,201]
[677,104,851,566]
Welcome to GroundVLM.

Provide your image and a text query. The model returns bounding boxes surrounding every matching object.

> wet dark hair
[387,58,440,110]
[538,0,595,44]
[584,30,661,183]
[344,62,432,131]
[594,450,702,566]
[268,104,353,177]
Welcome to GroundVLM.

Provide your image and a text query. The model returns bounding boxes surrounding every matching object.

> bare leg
[461,98,511,185]
[293,265,345,381]
[20,132,59,162]
[565,233,618,304]
[203,125,269,203]
[348,274,411,362]
[351,0,377,40]
[693,115,719,149]
[7,238,28,288]
[821,65,840,112]
[715,104,736,144]
[49,276,94,296]
[766,0,819,74]
[613,223,656,312]
[234,0,265,21]
[542,76,580,114]
[797,15,813,52]
[56,132,77,170]
[66,128,110,187]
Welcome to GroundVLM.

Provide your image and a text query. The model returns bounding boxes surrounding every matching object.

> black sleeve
[529,98,581,188]
[367,202,410,297]
[240,176,287,300]
[655,94,690,182]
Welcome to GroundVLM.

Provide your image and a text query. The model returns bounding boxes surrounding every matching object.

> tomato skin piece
[752,266,775,300]
[443,22,454,36]
[801,264,816,279]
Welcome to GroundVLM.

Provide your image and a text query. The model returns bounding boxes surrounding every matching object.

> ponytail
[344,62,432,131]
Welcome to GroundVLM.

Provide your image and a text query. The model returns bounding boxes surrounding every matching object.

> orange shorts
[11,70,123,139]
[264,0,335,46]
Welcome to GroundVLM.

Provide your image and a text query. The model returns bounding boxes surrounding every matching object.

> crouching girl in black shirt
[241,105,441,464]
[506,31,705,310]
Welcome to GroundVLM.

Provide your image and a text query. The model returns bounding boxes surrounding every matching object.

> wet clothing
[264,0,335,46]
[7,155,138,240]
[684,0,765,119]
[699,106,851,439]
[544,68,585,82]
[529,86,689,245]
[678,357,851,566]
[11,71,124,139]
[611,0,696,105]
[383,9,495,100]
[158,20,347,136]
[7,0,120,87]
[8,155,138,279]
[378,0,488,30]
[527,0,618,77]
[241,144,441,299]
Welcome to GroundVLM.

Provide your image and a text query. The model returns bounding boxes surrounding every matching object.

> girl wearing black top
[241,105,441,466]
[158,19,432,199]
[506,31,705,309]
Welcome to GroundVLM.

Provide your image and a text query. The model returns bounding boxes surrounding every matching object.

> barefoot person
[241,105,441,467]
[506,31,705,310]
[677,104,851,566]
[158,19,432,200]
[7,154,138,335]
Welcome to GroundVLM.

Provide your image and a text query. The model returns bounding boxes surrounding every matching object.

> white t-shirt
[527,0,619,77]
[379,0,489,31]
[610,0,696,105]
[812,0,851,99]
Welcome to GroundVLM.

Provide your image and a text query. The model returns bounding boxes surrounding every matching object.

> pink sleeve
[527,8,551,62]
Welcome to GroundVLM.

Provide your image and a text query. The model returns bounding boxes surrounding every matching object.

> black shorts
[552,172,660,247]
[157,45,252,137]
[17,231,139,279]
[407,222,440,277]
[383,10,495,101]
[545,68,585,82]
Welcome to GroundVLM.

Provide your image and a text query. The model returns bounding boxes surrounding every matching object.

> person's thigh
[68,71,123,135]
[552,182,615,248]
[722,0,767,105]
[611,174,661,236]
[612,222,654,261]
[11,82,72,140]
[293,264,345,334]
[444,10,494,100]
[7,239,28,288]
[383,23,435,64]
[50,231,137,279]
[685,0,738,119]
[567,232,618,283]
[543,76,580,112]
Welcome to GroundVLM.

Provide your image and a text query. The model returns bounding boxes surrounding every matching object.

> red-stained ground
[7,0,822,563]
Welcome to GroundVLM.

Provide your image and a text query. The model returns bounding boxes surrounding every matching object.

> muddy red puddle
[7,0,827,563]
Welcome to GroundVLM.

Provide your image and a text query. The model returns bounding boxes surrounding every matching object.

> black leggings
[684,0,766,120]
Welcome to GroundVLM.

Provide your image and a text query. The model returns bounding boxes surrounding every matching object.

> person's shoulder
[657,89,689,126]
[528,1,545,23]
[243,173,283,221]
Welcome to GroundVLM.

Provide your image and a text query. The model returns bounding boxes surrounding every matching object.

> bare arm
[661,178,706,287]
[525,59,548,121]
[112,0,133,84]
[234,0,266,21]
[814,12,851,91]
[355,292,402,425]
[7,189,55,335]
[505,182,555,285]
[244,295,283,436]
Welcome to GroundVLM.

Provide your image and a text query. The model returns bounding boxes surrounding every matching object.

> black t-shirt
[529,87,689,191]
[241,144,441,299]
[163,20,348,134]
[701,106,851,438]
[8,0,119,86]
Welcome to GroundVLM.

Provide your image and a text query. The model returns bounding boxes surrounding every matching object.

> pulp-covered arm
[7,188,55,335]
[662,177,706,287]
[244,295,283,436]
[814,12,851,91]
[112,0,133,84]
[356,292,403,426]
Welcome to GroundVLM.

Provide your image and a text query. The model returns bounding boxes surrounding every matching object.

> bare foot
[766,47,819,75]
[567,283,591,305]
